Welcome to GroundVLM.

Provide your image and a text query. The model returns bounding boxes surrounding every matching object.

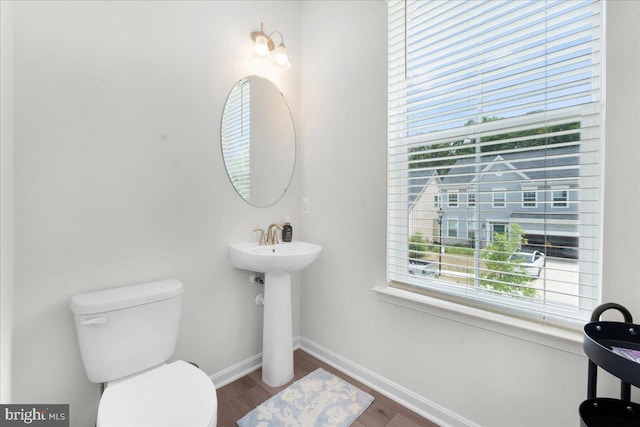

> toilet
[70,279,217,427]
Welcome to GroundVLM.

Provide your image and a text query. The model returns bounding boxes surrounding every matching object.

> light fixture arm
[250,22,291,70]
[250,23,287,52]
[268,31,286,48]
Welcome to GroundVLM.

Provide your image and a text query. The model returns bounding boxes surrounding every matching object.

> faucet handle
[253,228,266,246]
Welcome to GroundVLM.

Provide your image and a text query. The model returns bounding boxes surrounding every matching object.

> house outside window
[387,0,603,329]
[407,172,441,239]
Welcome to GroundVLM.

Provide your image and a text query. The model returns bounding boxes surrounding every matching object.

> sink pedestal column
[262,273,294,387]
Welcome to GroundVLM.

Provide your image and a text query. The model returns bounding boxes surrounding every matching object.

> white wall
[0,0,15,405]
[9,2,301,426]
[299,1,640,426]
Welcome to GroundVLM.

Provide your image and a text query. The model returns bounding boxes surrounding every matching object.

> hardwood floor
[216,349,440,427]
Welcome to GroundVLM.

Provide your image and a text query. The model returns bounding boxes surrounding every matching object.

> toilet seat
[97,360,217,427]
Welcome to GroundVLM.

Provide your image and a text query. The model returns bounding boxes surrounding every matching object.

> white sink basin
[229,241,322,274]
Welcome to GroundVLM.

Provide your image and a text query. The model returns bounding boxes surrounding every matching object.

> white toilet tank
[70,279,184,384]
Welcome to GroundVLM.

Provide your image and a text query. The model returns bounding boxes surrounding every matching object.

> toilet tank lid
[70,279,184,315]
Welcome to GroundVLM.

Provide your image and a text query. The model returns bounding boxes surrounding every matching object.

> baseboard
[208,336,478,427]
[297,337,479,427]
[210,353,262,389]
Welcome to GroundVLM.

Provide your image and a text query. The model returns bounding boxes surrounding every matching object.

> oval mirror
[221,76,296,207]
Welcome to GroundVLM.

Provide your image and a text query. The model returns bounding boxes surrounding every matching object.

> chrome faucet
[253,228,266,246]
[266,223,284,245]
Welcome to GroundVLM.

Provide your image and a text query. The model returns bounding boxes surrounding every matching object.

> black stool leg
[588,360,597,399]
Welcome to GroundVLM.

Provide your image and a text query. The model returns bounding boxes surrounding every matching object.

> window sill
[372,285,584,356]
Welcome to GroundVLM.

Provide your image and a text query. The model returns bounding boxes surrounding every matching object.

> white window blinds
[221,78,251,199]
[387,0,603,329]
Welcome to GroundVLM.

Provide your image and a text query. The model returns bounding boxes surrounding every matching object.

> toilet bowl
[97,361,216,427]
[70,279,217,427]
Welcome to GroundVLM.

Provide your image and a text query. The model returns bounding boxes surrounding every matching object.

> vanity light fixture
[251,22,291,70]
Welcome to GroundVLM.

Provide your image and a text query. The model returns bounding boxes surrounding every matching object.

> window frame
[552,186,569,208]
[467,218,476,241]
[522,189,538,208]
[492,188,506,208]
[385,0,604,331]
[489,222,509,242]
[447,191,459,208]
[447,218,458,239]
[468,192,476,207]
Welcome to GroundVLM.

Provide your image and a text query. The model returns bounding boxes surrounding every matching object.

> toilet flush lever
[81,317,107,326]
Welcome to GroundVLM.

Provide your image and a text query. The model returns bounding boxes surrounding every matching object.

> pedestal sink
[229,241,321,387]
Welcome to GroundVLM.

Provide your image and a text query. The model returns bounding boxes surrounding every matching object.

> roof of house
[439,145,580,186]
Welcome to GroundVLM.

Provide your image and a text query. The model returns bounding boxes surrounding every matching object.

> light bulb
[272,44,291,70]
[253,34,270,57]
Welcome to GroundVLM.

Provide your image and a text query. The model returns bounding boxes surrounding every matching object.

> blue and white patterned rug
[237,368,375,427]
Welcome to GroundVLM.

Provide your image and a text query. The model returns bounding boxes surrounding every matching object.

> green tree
[480,224,537,298]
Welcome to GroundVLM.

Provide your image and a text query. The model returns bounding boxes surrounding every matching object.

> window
[492,189,506,208]
[447,191,458,207]
[387,0,603,329]
[434,194,441,207]
[553,188,569,208]
[468,192,476,207]
[490,222,509,241]
[468,219,476,241]
[447,218,458,238]
[523,190,537,208]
